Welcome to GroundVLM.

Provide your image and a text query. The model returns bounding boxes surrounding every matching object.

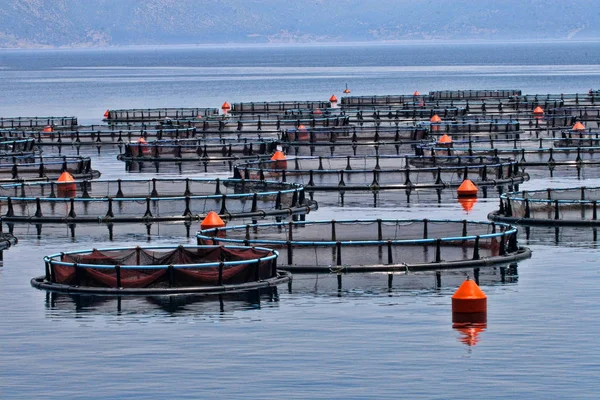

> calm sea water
[1,42,600,399]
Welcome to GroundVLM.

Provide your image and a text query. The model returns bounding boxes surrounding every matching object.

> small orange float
[271,150,287,170]
[457,179,478,198]
[57,171,77,197]
[452,278,487,324]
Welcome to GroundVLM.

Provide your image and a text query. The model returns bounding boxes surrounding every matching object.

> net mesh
[502,187,600,222]
[236,155,522,188]
[0,178,307,220]
[197,219,518,269]
[50,246,275,288]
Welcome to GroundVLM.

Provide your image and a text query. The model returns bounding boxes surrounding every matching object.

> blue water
[2,42,600,399]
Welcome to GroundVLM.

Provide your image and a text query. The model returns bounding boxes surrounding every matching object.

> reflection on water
[453,322,487,347]
[44,287,280,319]
[287,265,518,297]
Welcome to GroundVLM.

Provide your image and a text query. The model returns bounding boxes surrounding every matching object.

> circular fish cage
[0,116,78,129]
[281,106,468,120]
[307,183,514,208]
[548,106,600,125]
[145,115,351,132]
[424,120,521,137]
[282,126,428,142]
[0,177,316,223]
[234,154,527,191]
[0,138,37,154]
[282,140,417,157]
[197,219,531,272]
[31,244,290,295]
[231,100,332,114]
[417,144,600,167]
[117,138,278,161]
[0,155,99,183]
[489,186,600,226]
[104,107,220,123]
[0,127,200,145]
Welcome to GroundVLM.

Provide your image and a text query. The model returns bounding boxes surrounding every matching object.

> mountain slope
[1,0,598,48]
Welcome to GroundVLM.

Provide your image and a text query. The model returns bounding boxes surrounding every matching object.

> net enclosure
[0,116,78,129]
[234,154,528,190]
[124,115,351,132]
[118,138,278,161]
[417,145,600,167]
[0,155,99,183]
[0,127,200,146]
[197,219,530,272]
[0,177,316,223]
[0,139,37,155]
[104,108,219,122]
[281,125,428,142]
[231,100,332,113]
[490,186,600,226]
[32,245,290,295]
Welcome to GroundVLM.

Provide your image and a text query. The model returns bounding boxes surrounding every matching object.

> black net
[197,219,522,271]
[231,101,331,113]
[496,187,600,224]
[119,138,277,160]
[0,178,312,222]
[282,126,428,142]
[0,117,78,129]
[0,155,98,182]
[0,139,37,154]
[46,245,277,288]
[0,127,199,145]
[234,155,525,190]
[104,108,219,122]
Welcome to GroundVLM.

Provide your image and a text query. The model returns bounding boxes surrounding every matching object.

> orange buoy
[103,109,110,119]
[457,179,478,198]
[573,121,586,131]
[43,125,53,133]
[313,108,323,115]
[57,171,77,197]
[452,278,487,324]
[533,106,544,115]
[199,211,226,242]
[271,150,287,169]
[343,84,351,94]
[413,91,420,96]
[458,197,477,212]
[200,211,226,230]
[438,134,452,144]
[136,137,150,155]
[221,102,231,111]
[430,114,442,132]
[329,95,338,103]
[296,124,309,141]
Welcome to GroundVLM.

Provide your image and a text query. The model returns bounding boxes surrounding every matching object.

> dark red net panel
[52,246,275,288]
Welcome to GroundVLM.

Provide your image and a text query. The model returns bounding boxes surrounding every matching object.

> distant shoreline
[2,38,600,51]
